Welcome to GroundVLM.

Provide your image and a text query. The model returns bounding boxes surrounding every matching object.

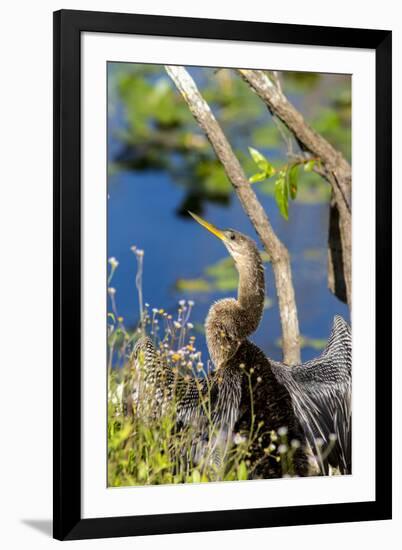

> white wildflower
[233,433,247,445]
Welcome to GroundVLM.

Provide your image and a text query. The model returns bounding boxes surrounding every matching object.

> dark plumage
[270,314,351,474]
[130,213,352,478]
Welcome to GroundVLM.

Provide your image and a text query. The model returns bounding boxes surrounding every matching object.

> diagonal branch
[237,69,351,205]
[166,65,301,365]
[236,69,352,307]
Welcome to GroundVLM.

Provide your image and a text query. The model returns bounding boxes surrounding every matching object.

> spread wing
[130,337,240,469]
[271,315,351,474]
[131,336,206,423]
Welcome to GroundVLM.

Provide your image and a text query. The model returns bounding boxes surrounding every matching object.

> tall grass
[107,247,331,486]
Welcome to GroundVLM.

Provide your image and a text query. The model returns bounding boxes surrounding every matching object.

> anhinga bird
[132,213,352,477]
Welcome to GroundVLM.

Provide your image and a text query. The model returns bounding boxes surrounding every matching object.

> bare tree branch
[327,193,347,303]
[236,69,352,307]
[166,65,301,365]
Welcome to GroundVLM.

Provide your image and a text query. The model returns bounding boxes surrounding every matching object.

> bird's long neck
[236,250,265,336]
[205,247,265,369]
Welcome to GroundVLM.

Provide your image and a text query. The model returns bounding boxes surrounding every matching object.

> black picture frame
[53,9,392,541]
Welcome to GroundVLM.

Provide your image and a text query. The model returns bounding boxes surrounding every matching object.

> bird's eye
[230,233,236,241]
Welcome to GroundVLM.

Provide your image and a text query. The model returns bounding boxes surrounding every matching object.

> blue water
[107,167,349,363]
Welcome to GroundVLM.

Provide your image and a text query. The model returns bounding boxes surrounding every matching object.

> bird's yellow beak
[188,211,226,241]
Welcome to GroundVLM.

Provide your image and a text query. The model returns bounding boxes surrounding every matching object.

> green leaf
[249,172,267,184]
[274,175,289,220]
[137,461,148,481]
[288,164,299,200]
[192,470,201,483]
[304,159,316,172]
[248,146,267,169]
[237,461,248,481]
[248,147,275,178]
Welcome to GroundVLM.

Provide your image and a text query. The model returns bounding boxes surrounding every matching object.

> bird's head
[189,211,259,267]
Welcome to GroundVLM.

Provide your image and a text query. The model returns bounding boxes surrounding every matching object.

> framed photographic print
[53,9,392,540]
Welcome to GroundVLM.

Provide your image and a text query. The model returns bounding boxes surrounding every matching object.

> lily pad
[176,253,270,294]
